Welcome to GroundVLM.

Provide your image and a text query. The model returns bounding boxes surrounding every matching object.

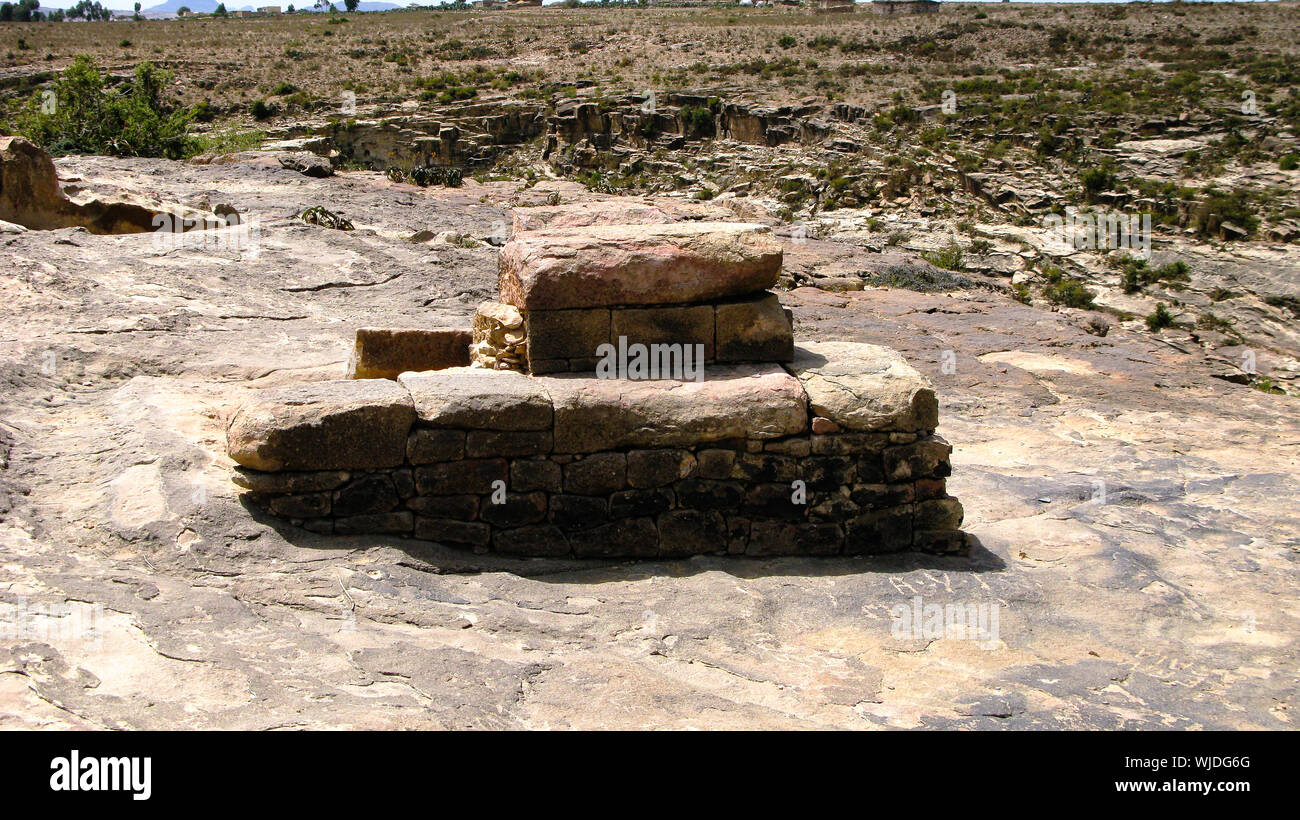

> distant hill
[144,0,219,12]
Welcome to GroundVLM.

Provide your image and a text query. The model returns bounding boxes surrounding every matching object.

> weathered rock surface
[226,379,415,471]
[0,136,206,234]
[2,156,1296,730]
[787,342,938,433]
[509,199,733,234]
[510,201,674,233]
[540,363,808,452]
[498,222,782,310]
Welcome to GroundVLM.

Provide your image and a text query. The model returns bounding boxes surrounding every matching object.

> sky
[58,0,1295,18]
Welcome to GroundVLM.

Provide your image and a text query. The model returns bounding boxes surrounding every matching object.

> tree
[214,2,228,16]
[177,4,190,11]
[133,1,141,20]
[344,0,357,11]
[66,0,111,20]
[2,0,43,21]
[18,56,197,160]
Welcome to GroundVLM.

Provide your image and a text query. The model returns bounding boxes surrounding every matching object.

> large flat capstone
[498,222,782,310]
[399,368,553,430]
[227,379,415,471]
[538,363,809,453]
[786,342,938,433]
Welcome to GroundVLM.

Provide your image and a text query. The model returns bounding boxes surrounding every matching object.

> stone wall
[227,345,966,557]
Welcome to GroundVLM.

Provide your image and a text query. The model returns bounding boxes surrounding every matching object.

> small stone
[626,449,695,488]
[748,521,842,556]
[493,525,570,557]
[268,493,330,519]
[915,498,964,533]
[332,474,399,517]
[714,292,793,362]
[414,517,491,546]
[609,488,675,519]
[811,417,841,434]
[407,494,479,520]
[883,435,953,482]
[674,479,745,510]
[657,509,728,557]
[564,452,627,495]
[569,517,658,558]
[466,430,553,458]
[406,429,466,464]
[335,511,413,535]
[549,495,610,531]
[510,459,562,493]
[692,449,736,480]
[479,492,548,528]
[414,459,508,495]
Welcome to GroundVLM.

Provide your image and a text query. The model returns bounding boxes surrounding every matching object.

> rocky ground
[1,154,1296,729]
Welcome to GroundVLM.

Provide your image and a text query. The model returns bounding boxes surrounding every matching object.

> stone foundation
[234,429,963,558]
[228,347,966,557]
[227,214,966,558]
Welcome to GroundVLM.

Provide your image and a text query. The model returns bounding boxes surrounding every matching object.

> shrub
[408,166,463,187]
[16,56,196,160]
[1146,303,1175,332]
[922,242,965,271]
[250,99,278,120]
[1281,153,1299,171]
[1079,160,1121,202]
[778,35,797,49]
[1041,265,1095,309]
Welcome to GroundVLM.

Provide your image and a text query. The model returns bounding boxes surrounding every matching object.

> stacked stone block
[474,221,795,374]
[227,214,966,557]
[228,346,965,557]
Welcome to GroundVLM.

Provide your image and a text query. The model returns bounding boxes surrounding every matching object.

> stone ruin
[226,206,965,557]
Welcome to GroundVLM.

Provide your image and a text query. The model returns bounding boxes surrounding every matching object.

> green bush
[14,56,196,160]
[1146,303,1175,332]
[1280,153,1299,171]
[778,35,797,50]
[1118,256,1189,293]
[250,99,277,120]
[1041,265,1095,309]
[922,242,965,271]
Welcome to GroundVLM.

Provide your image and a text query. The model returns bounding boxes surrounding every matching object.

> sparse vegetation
[11,56,196,160]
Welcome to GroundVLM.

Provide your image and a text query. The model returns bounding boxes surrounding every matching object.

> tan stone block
[346,327,472,380]
[714,292,793,363]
